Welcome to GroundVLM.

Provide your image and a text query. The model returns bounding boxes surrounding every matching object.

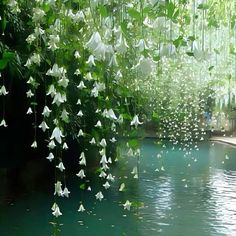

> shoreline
[210,136,236,148]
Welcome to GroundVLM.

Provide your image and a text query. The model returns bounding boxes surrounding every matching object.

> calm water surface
[1,140,236,236]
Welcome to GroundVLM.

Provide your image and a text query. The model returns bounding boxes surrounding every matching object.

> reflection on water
[1,140,236,236]
[208,169,236,235]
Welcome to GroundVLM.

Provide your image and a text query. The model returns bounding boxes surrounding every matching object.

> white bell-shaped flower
[95,191,104,201]
[50,127,64,144]
[130,115,143,128]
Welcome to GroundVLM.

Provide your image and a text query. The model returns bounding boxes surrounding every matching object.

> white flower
[52,92,67,106]
[0,85,9,96]
[46,152,54,162]
[99,148,105,156]
[26,107,33,115]
[60,109,69,122]
[100,139,107,148]
[30,53,41,65]
[119,183,125,192]
[107,174,115,182]
[48,34,60,51]
[89,137,96,145]
[115,35,129,54]
[143,16,153,28]
[134,56,154,77]
[48,140,56,149]
[74,51,81,59]
[77,110,83,117]
[52,204,62,217]
[95,120,102,128]
[62,187,70,198]
[77,129,84,137]
[46,64,61,77]
[73,10,85,22]
[100,154,108,165]
[68,10,85,22]
[136,39,149,52]
[56,162,65,172]
[39,121,49,132]
[85,72,93,80]
[102,109,109,118]
[34,26,45,36]
[47,85,56,97]
[76,99,81,105]
[93,42,107,61]
[31,141,37,148]
[130,115,143,128]
[77,81,86,89]
[63,142,68,150]
[78,204,85,212]
[79,152,86,166]
[117,114,123,124]
[42,106,51,117]
[86,32,102,51]
[87,186,91,191]
[131,167,138,179]
[54,181,63,196]
[74,68,81,75]
[50,127,64,144]
[110,137,117,143]
[102,163,109,171]
[58,76,69,88]
[0,119,7,127]
[32,8,45,22]
[95,191,104,201]
[123,200,132,211]
[108,54,118,67]
[86,55,96,67]
[99,171,107,178]
[160,43,176,57]
[127,148,134,156]
[26,89,34,98]
[26,34,36,44]
[103,181,110,189]
[107,109,117,120]
[76,169,86,179]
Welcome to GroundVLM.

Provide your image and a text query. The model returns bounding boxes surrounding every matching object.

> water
[1,140,236,236]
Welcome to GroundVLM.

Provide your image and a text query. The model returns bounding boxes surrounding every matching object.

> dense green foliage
[1,0,236,233]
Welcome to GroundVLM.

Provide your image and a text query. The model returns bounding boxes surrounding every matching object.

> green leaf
[3,51,15,60]
[120,21,128,36]
[98,5,108,17]
[230,44,236,55]
[173,36,187,48]
[197,3,209,10]
[188,36,196,42]
[0,59,8,70]
[208,66,214,71]
[0,51,15,69]
[128,8,141,20]
[166,2,175,18]
[128,139,139,150]
[1,17,7,32]
[122,113,132,120]
[152,111,159,120]
[214,48,220,54]
[186,52,194,57]
[80,183,86,190]
[132,201,144,208]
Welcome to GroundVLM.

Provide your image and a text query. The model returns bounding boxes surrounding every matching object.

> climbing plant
[1,0,236,234]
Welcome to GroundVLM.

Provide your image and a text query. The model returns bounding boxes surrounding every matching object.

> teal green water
[1,140,236,236]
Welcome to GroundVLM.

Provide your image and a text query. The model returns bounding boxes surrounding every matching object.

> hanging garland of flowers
[1,0,236,233]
